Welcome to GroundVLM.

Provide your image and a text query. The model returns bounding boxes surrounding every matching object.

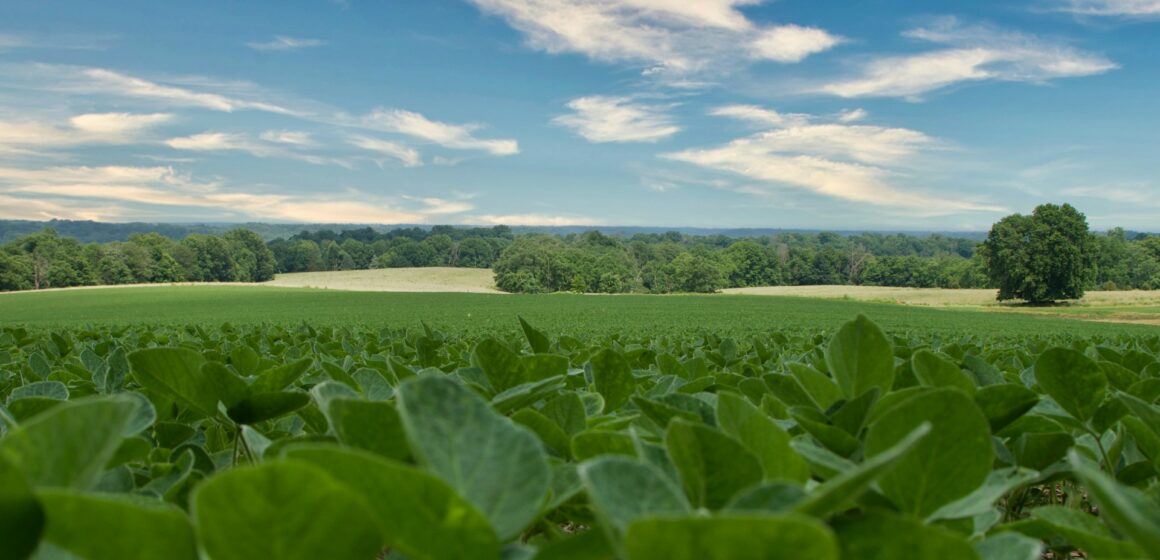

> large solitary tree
[980,203,1094,303]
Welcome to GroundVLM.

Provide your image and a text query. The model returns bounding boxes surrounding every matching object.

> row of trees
[0,229,276,291]
[3,211,1158,296]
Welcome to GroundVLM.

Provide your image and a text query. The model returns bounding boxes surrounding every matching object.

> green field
[1,285,1155,337]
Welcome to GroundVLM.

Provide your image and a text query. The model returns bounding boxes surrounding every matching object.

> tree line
[2,215,1158,294]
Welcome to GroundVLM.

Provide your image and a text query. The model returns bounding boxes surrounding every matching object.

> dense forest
[1,224,1158,293]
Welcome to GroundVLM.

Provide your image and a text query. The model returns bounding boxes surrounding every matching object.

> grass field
[1,285,1155,337]
[265,267,501,293]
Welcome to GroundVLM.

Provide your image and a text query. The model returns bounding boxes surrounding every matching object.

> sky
[0,0,1157,231]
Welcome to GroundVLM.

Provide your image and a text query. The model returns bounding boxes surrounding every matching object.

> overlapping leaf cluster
[1,316,1159,559]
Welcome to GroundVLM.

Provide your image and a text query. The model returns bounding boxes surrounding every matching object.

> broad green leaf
[9,381,68,402]
[1008,506,1143,559]
[787,363,842,409]
[974,533,1043,560]
[512,408,572,458]
[725,482,806,513]
[572,430,636,460]
[578,457,690,538]
[1034,348,1106,423]
[250,358,312,394]
[519,316,550,354]
[715,392,810,483]
[834,511,979,560]
[520,354,569,383]
[530,529,614,560]
[625,514,838,560]
[926,467,1039,522]
[912,350,975,396]
[128,348,220,418]
[665,419,762,510]
[865,388,993,517]
[974,384,1039,433]
[397,375,550,540]
[590,349,634,413]
[37,490,197,560]
[0,454,43,560]
[794,423,929,518]
[192,461,381,560]
[825,315,895,400]
[475,339,524,393]
[226,392,310,425]
[1068,450,1160,558]
[328,399,411,461]
[542,392,587,436]
[285,446,499,560]
[0,396,135,489]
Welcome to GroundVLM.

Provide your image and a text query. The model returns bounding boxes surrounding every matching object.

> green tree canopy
[980,203,1095,303]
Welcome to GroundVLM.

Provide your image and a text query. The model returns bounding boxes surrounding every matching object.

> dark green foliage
[1,314,1159,558]
[981,203,1096,303]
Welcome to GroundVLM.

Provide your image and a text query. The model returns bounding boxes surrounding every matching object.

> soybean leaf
[0,454,43,560]
[1067,450,1160,558]
[974,533,1043,560]
[475,339,524,394]
[328,399,411,462]
[865,388,993,518]
[1034,348,1106,424]
[912,350,976,396]
[128,348,222,419]
[834,511,978,560]
[794,423,930,519]
[519,316,550,354]
[397,375,550,540]
[665,419,762,510]
[578,456,690,539]
[590,349,634,413]
[0,396,135,490]
[226,392,310,425]
[826,315,895,400]
[37,490,198,560]
[285,445,500,560]
[624,514,839,560]
[715,392,810,483]
[191,461,381,560]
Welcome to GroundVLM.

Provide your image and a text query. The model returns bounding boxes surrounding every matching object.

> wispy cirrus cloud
[553,96,680,143]
[467,0,842,80]
[818,18,1116,99]
[1054,0,1160,16]
[468,213,600,226]
[663,105,1004,214]
[73,68,298,114]
[361,109,519,156]
[0,112,174,153]
[164,131,353,167]
[347,135,423,167]
[246,36,327,51]
[0,164,461,223]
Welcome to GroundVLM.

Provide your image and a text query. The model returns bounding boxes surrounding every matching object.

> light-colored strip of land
[264,267,503,293]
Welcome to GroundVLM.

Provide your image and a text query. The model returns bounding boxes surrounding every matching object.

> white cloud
[837,108,868,122]
[246,36,327,51]
[0,165,462,223]
[259,130,316,146]
[663,106,1004,214]
[750,24,844,63]
[553,96,680,143]
[165,132,352,167]
[0,113,173,151]
[403,196,475,215]
[709,105,809,127]
[362,109,519,156]
[347,135,423,167]
[819,19,1116,99]
[76,68,295,114]
[467,0,841,79]
[469,213,600,226]
[1056,0,1160,16]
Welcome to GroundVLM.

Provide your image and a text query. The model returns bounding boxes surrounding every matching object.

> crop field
[1,308,1159,559]
[1,285,1157,338]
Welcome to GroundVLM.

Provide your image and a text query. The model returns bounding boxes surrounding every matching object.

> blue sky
[0,0,1157,230]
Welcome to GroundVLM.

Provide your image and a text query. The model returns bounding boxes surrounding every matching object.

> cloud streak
[1055,0,1160,16]
[818,19,1116,99]
[553,96,680,143]
[663,105,1004,214]
[467,0,842,80]
[361,109,519,155]
[246,36,327,51]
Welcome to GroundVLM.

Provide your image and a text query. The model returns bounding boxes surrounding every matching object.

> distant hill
[0,219,995,244]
